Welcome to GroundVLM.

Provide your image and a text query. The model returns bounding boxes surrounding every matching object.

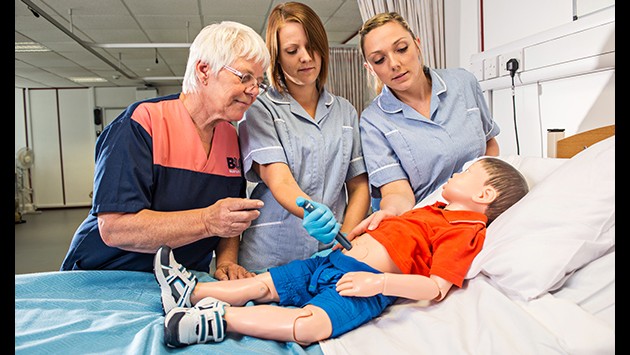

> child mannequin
[154,157,529,347]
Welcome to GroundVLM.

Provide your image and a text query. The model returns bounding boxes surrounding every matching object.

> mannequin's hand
[336,271,384,297]
[296,197,340,244]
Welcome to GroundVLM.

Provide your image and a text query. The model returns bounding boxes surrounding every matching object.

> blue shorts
[269,250,397,337]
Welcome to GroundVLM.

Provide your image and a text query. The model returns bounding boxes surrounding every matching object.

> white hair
[182,21,270,94]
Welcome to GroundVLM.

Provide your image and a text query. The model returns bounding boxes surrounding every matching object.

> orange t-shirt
[368,202,486,287]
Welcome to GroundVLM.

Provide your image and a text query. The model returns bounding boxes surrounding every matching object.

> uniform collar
[263,87,335,123]
[264,87,334,107]
[376,67,447,114]
[429,201,487,227]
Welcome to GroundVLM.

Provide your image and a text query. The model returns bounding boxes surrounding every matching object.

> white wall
[483,0,573,51]
[446,0,614,69]
[491,70,614,156]
[444,0,481,69]
[446,0,614,157]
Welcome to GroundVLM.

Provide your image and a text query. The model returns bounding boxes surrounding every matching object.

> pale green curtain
[356,0,446,69]
[327,46,372,115]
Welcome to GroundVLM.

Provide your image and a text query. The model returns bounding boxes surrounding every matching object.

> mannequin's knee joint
[293,306,332,345]
[254,273,279,301]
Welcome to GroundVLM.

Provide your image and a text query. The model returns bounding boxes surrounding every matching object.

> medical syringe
[302,200,353,250]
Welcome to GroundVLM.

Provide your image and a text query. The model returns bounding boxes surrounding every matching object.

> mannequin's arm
[336,272,453,302]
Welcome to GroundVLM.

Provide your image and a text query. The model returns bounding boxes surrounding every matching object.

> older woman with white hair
[61,21,270,282]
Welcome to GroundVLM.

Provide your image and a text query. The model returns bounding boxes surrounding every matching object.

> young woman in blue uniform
[347,12,501,239]
[237,2,370,272]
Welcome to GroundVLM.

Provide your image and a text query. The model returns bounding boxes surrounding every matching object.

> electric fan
[15,147,38,223]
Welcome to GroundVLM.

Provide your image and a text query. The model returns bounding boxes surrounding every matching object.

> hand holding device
[296,197,353,250]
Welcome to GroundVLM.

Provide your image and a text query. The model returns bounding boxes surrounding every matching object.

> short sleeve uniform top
[60,93,245,272]
[360,67,500,203]
[237,88,365,271]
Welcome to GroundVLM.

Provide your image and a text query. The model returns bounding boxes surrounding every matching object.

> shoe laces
[177,264,192,280]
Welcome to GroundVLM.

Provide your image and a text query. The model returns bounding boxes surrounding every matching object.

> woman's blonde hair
[359,12,421,95]
[265,2,329,94]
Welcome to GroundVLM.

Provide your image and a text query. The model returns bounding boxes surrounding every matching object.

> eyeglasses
[222,65,268,96]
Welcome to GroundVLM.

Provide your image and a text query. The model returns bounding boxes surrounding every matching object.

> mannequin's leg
[164,300,333,347]
[191,272,278,306]
[224,304,333,345]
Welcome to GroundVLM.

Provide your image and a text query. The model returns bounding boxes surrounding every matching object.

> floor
[15,207,90,274]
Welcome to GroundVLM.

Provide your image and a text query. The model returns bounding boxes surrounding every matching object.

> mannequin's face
[441,160,490,205]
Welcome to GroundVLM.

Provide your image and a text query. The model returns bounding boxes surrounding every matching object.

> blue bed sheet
[15,270,323,355]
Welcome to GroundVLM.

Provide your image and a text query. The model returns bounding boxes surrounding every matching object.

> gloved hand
[296,197,341,244]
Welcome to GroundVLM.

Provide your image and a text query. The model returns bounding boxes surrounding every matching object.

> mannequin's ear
[472,186,497,204]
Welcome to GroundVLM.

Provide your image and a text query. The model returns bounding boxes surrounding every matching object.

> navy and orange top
[60,93,245,272]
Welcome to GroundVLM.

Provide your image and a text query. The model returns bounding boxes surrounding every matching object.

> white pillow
[466,136,615,301]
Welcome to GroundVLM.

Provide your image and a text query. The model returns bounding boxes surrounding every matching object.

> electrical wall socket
[470,60,484,81]
[483,57,498,80]
[499,50,523,77]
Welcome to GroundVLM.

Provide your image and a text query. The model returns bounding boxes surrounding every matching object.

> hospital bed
[320,125,615,354]
[15,126,614,354]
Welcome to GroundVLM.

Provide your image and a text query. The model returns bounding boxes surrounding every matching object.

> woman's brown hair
[478,157,529,225]
[265,2,329,94]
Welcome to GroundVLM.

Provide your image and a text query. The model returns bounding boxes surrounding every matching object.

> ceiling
[15,0,364,89]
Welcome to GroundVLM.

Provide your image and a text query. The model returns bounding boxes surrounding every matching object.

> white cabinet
[25,89,95,208]
[29,90,64,208]
[16,87,144,209]
[58,89,96,206]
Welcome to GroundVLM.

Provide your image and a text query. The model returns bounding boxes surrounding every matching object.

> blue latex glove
[296,197,341,244]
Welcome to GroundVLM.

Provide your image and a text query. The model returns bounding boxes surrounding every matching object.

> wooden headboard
[556,125,615,159]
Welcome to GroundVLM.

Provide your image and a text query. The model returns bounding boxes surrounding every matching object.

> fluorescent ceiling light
[15,41,50,52]
[143,76,184,81]
[68,77,107,83]
[91,43,190,48]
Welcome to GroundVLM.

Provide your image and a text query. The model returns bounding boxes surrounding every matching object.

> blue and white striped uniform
[238,88,365,271]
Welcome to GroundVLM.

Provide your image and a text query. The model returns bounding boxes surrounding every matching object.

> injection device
[302,201,353,250]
